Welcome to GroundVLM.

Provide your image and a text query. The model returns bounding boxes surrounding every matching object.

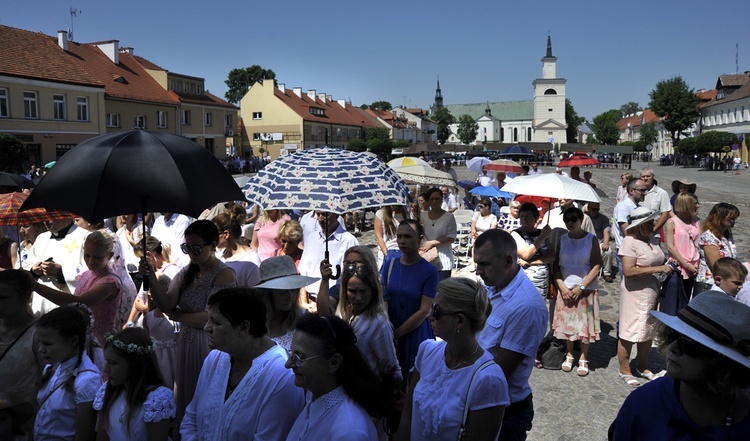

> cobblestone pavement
[242,159,750,440]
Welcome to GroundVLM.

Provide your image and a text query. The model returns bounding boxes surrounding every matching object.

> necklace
[446,343,480,370]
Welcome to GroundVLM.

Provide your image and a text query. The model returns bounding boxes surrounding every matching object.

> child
[142,274,179,390]
[94,328,175,441]
[34,230,133,345]
[708,257,747,298]
[34,305,101,441]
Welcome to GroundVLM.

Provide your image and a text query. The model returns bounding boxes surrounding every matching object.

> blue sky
[4,0,750,121]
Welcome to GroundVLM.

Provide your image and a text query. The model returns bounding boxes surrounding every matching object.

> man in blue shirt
[474,229,549,440]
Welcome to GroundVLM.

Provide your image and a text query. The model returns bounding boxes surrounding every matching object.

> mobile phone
[45,257,54,262]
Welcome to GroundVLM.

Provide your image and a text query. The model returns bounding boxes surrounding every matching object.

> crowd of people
[2,159,750,440]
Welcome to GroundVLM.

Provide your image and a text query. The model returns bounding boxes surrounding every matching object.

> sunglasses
[343,262,373,276]
[431,303,459,321]
[180,243,206,255]
[667,329,715,357]
[286,351,324,367]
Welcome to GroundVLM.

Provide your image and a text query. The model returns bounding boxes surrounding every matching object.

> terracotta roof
[274,87,375,127]
[168,90,237,109]
[352,107,384,129]
[64,41,178,106]
[132,55,165,71]
[616,110,660,130]
[0,25,102,87]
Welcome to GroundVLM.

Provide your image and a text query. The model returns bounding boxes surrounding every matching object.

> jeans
[500,396,534,440]
[615,248,623,277]
[600,241,613,276]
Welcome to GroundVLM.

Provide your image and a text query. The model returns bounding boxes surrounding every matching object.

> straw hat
[651,291,750,369]
[625,207,659,231]
[254,255,319,290]
[671,178,697,195]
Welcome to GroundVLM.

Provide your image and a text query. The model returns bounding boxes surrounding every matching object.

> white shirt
[151,214,191,268]
[116,222,148,273]
[349,314,401,380]
[285,386,377,441]
[94,385,175,441]
[612,198,638,248]
[181,347,304,441]
[298,212,359,296]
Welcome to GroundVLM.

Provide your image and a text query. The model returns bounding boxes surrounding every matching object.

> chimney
[337,99,347,107]
[119,47,134,55]
[307,89,316,101]
[326,94,333,101]
[57,30,68,50]
[293,87,302,97]
[278,83,285,93]
[320,93,327,103]
[94,40,120,64]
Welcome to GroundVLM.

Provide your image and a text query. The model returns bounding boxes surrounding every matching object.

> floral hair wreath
[104,333,157,355]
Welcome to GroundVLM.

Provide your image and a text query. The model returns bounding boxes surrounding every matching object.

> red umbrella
[484,159,525,174]
[0,192,74,225]
[558,154,599,167]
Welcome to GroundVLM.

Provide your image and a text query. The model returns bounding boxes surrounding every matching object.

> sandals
[561,355,574,372]
[619,372,640,388]
[635,369,656,381]
[534,359,544,369]
[577,359,589,377]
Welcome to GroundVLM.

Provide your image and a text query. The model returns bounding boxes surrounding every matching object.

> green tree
[370,101,392,111]
[365,127,393,156]
[0,133,27,172]
[394,139,410,149]
[592,109,621,145]
[224,65,276,104]
[648,76,700,145]
[347,139,367,152]
[433,107,455,144]
[619,101,642,117]
[639,122,658,149]
[675,137,699,156]
[565,99,585,143]
[456,114,478,145]
[697,131,739,154]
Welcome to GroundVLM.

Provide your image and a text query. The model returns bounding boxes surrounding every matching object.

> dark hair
[474,228,517,257]
[518,202,539,219]
[563,207,584,223]
[179,220,220,294]
[712,257,748,281]
[37,306,88,394]
[0,269,35,305]
[207,288,268,338]
[702,202,740,240]
[213,205,246,239]
[399,218,424,237]
[100,328,165,434]
[423,187,442,201]
[478,198,491,208]
[294,314,391,418]
[133,235,172,263]
[627,177,644,192]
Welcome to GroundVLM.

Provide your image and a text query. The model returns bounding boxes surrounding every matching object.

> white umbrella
[387,157,430,168]
[391,164,456,187]
[502,173,601,203]
[466,157,491,174]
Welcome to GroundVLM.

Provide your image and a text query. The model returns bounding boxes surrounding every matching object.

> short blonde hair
[84,229,115,254]
[277,220,303,242]
[437,277,491,333]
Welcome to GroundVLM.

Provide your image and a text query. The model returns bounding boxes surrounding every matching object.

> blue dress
[381,258,439,380]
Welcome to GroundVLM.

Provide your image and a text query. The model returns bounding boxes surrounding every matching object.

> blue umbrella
[498,145,534,156]
[470,186,514,199]
[457,179,479,190]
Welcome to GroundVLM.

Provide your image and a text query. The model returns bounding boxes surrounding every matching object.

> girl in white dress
[94,328,175,441]
[34,305,101,441]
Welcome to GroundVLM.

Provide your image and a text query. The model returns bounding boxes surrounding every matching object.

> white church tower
[532,35,567,144]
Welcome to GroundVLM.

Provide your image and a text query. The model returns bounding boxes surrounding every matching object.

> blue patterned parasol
[243,147,410,215]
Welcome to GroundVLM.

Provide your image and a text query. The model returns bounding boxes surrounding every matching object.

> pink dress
[75,269,124,344]
[618,237,665,342]
[254,215,291,261]
[667,216,700,279]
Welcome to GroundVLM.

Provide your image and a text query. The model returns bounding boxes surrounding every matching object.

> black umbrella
[0,171,35,190]
[20,130,246,289]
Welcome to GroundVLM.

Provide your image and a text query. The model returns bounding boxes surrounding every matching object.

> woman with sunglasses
[213,205,261,288]
[382,219,439,381]
[419,187,457,281]
[285,315,391,440]
[471,198,498,239]
[511,202,554,298]
[398,277,508,441]
[140,219,237,425]
[610,291,750,439]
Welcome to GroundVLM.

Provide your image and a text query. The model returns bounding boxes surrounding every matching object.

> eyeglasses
[180,243,206,255]
[477,204,487,208]
[431,303,459,321]
[343,262,373,276]
[563,217,579,224]
[286,351,324,367]
[667,329,714,357]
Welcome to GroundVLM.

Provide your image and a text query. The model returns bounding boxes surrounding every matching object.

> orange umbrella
[0,192,74,225]
[558,153,599,167]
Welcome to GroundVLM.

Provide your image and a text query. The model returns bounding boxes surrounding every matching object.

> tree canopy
[675,131,739,156]
[639,122,658,149]
[370,101,392,111]
[592,109,621,145]
[565,99,585,143]
[648,76,700,145]
[224,65,276,104]
[456,114,478,145]
[619,101,642,117]
[365,127,393,157]
[0,133,27,172]
[433,107,456,144]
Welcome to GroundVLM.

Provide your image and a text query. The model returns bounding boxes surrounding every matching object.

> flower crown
[104,333,157,355]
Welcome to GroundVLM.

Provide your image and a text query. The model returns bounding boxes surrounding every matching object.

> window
[309,107,325,116]
[53,94,67,120]
[176,80,183,93]
[24,91,38,119]
[513,128,518,143]
[527,127,532,140]
[169,79,175,91]
[0,88,8,118]
[544,88,557,95]
[190,83,196,95]
[181,110,191,125]
[204,112,212,127]
[500,127,504,142]
[134,115,146,129]
[252,112,262,120]
[197,85,202,95]
[106,113,120,127]
[76,97,89,121]
[225,114,232,128]
[253,133,261,141]
[157,111,167,128]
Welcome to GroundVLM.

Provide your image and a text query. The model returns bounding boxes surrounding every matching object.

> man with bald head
[474,229,548,440]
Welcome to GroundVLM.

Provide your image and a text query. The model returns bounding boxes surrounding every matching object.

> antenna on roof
[736,43,739,74]
[69,6,80,41]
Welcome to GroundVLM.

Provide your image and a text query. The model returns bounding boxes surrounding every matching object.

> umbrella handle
[325,250,341,280]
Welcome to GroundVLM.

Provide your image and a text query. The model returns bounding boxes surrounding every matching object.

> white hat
[625,207,659,231]
[254,255,319,290]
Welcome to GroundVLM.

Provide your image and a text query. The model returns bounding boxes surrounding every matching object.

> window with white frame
[225,114,232,128]
[23,91,38,119]
[253,133,261,141]
[181,110,191,125]
[106,113,120,127]
[0,88,8,118]
[53,94,67,120]
[134,115,146,129]
[204,112,212,127]
[157,111,167,128]
[252,112,262,120]
[76,97,89,121]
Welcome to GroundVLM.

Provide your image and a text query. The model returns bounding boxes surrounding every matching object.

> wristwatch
[579,283,587,291]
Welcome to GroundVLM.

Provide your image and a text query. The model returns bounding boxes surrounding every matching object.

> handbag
[419,246,440,265]
[536,335,566,370]
[457,360,495,441]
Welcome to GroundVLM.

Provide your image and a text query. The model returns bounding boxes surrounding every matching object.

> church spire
[546,33,553,58]
[433,75,443,110]
[485,101,491,116]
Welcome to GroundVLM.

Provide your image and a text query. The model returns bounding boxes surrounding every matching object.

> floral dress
[94,385,176,441]
[697,230,736,285]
